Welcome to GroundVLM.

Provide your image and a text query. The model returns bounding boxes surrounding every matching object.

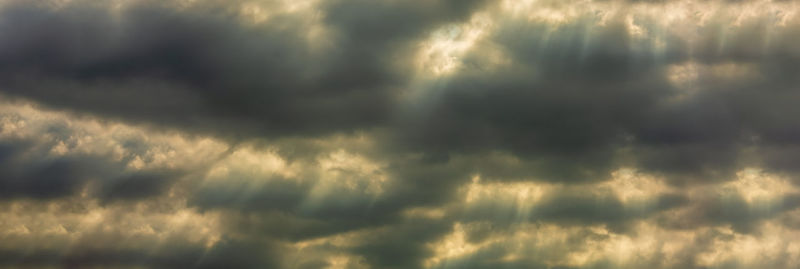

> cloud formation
[2,0,800,268]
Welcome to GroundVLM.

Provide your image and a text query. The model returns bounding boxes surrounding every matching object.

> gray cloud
[0,0,487,140]
[0,139,182,202]
[3,0,800,268]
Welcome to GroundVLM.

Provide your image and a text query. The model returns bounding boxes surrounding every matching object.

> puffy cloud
[0,0,488,139]
[0,101,228,201]
[2,0,800,268]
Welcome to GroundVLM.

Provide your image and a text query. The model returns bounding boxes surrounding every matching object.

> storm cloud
[2,0,800,268]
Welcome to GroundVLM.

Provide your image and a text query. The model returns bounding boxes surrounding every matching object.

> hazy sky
[2,0,800,268]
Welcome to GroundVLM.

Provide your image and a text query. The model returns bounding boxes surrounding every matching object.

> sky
[2,0,800,268]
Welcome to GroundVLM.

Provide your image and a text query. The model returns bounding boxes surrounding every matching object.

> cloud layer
[2,0,800,268]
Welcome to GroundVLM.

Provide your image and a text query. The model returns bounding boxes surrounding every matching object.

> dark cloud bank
[2,0,800,268]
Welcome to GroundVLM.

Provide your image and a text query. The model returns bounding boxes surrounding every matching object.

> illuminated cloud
[2,0,800,268]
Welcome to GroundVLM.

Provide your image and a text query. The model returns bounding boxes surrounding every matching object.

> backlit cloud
[2,0,800,268]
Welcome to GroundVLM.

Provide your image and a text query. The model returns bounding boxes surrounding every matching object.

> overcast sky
[2,0,800,268]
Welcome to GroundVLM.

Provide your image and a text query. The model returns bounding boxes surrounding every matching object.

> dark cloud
[457,187,688,232]
[0,0,487,140]
[0,238,282,269]
[0,140,113,200]
[392,16,677,183]
[2,0,800,268]
[2,0,800,184]
[348,217,453,269]
[658,192,800,233]
[96,171,184,202]
[390,8,800,186]
[0,125,190,202]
